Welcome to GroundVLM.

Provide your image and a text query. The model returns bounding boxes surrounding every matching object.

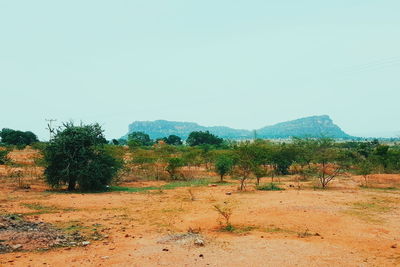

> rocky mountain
[257,115,351,139]
[124,115,353,140]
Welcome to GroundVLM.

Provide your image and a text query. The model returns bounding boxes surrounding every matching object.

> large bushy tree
[128,132,153,148]
[44,123,123,191]
[0,128,38,147]
[186,131,223,146]
[165,135,183,146]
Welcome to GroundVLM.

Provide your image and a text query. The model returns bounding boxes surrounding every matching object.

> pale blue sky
[1,0,399,140]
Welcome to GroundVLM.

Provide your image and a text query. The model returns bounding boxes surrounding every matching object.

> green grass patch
[261,226,295,234]
[110,179,213,193]
[257,183,285,191]
[343,197,397,223]
[110,185,159,192]
[219,224,257,234]
[359,186,399,191]
[21,203,77,215]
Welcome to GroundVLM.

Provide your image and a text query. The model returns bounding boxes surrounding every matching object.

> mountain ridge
[124,115,353,140]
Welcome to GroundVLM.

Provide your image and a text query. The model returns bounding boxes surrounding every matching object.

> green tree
[165,157,185,180]
[311,138,348,188]
[165,135,183,145]
[233,142,257,190]
[0,128,39,147]
[215,154,234,182]
[355,158,375,187]
[44,123,123,191]
[127,132,153,148]
[186,131,223,146]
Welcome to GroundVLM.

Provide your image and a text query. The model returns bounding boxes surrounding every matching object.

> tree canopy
[0,128,38,147]
[44,123,123,191]
[128,132,153,148]
[186,131,223,146]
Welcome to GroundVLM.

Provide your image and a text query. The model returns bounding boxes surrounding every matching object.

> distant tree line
[2,124,400,192]
[116,130,223,149]
[0,128,38,147]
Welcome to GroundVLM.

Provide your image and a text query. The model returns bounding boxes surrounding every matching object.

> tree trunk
[240,178,245,191]
[68,178,76,191]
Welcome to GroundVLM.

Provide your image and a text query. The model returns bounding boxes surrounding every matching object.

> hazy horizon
[1,1,399,140]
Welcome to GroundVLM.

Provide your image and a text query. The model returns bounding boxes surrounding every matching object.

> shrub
[0,149,10,165]
[44,123,123,191]
[165,157,185,180]
[214,203,233,230]
[256,183,284,191]
[215,154,234,182]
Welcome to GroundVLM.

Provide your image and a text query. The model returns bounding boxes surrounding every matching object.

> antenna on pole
[45,119,57,141]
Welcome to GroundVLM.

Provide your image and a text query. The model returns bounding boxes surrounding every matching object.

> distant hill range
[124,115,354,140]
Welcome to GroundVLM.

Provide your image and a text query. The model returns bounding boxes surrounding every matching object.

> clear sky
[1,0,399,140]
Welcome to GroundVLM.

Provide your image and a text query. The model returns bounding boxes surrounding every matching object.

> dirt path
[0,179,400,266]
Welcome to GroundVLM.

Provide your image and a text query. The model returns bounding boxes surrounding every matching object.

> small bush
[0,149,10,165]
[256,183,284,191]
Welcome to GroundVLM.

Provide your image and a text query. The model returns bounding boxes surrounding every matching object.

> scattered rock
[0,215,87,253]
[162,248,169,252]
[158,232,205,247]
[101,256,109,260]
[82,241,91,246]
[194,238,205,246]
[225,192,232,195]
[391,244,397,248]
[11,244,22,250]
[208,184,217,187]
[199,254,204,258]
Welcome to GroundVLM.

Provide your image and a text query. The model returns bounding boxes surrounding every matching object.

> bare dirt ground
[0,149,399,266]
[0,176,399,267]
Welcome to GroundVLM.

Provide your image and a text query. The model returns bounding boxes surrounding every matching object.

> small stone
[12,244,22,250]
[125,234,130,238]
[391,244,397,248]
[194,238,205,246]
[199,254,204,258]
[82,241,91,246]
[101,256,109,260]
[225,192,232,195]
[162,248,169,252]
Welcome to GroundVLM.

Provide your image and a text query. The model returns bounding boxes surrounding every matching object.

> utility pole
[253,129,258,141]
[45,119,57,141]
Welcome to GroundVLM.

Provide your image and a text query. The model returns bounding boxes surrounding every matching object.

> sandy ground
[0,174,399,267]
